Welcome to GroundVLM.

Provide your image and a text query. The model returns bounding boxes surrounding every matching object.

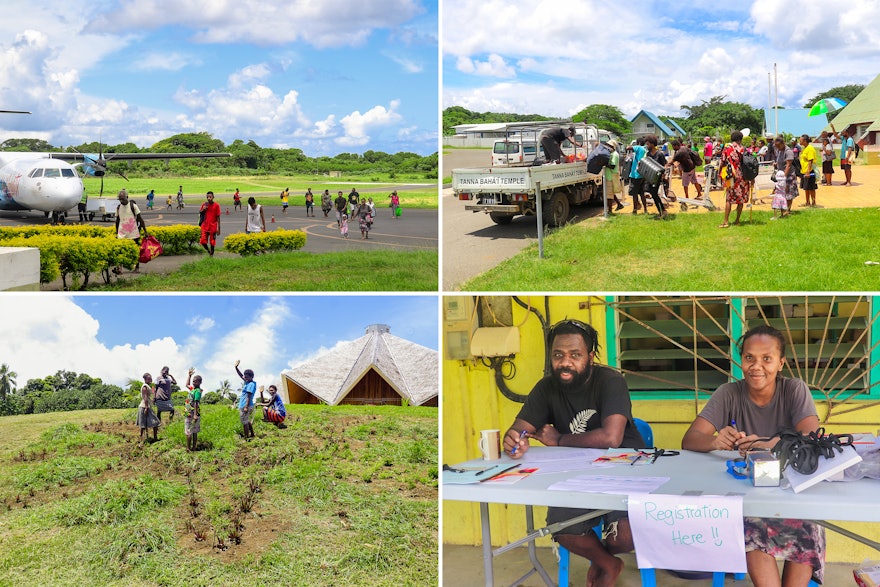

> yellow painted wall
[442,295,880,563]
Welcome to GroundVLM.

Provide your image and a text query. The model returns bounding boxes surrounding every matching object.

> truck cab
[491,139,542,166]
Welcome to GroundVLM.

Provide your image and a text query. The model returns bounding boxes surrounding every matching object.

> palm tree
[0,363,17,402]
[218,379,234,401]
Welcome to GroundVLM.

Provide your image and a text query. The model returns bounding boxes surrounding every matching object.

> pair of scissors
[646,448,680,464]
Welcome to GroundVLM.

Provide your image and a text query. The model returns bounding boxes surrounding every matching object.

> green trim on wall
[869,298,880,398]
[730,297,745,380]
[604,295,619,368]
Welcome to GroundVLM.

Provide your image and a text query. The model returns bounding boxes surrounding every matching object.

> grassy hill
[0,404,437,586]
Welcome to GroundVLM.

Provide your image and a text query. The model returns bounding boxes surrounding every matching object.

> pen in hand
[511,429,528,455]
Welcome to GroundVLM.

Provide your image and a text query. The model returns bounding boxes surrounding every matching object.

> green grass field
[97,250,438,291]
[85,175,438,209]
[462,207,880,291]
[0,405,438,586]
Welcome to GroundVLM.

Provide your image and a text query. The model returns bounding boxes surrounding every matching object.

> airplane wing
[47,152,231,162]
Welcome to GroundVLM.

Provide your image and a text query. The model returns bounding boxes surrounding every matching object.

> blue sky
[0,1,438,155]
[0,294,438,392]
[443,0,880,124]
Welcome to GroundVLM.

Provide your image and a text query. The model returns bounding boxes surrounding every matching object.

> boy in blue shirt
[234,360,256,440]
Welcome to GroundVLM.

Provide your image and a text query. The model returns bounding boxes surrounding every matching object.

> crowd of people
[136,362,288,450]
[599,123,858,226]
[503,320,826,587]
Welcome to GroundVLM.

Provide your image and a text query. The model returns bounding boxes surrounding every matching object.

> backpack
[198,204,207,226]
[586,143,611,174]
[740,152,759,181]
[688,150,702,169]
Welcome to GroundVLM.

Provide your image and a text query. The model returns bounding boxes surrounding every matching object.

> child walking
[340,213,349,238]
[184,367,202,451]
[771,170,788,220]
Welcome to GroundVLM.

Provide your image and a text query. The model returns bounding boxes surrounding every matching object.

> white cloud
[199,297,293,392]
[0,297,184,388]
[456,54,515,78]
[84,0,423,49]
[186,316,216,333]
[444,0,880,120]
[134,51,199,72]
[336,100,402,147]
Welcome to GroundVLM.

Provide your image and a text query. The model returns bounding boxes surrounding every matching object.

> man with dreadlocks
[503,319,645,587]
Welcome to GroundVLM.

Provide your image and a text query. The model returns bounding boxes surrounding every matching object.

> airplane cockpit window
[29,168,43,178]
[44,168,61,177]
[61,168,75,177]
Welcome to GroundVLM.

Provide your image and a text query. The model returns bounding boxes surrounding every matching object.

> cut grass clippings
[95,249,438,291]
[462,207,880,291]
[0,404,437,586]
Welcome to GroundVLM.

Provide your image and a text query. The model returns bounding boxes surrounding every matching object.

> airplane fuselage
[0,154,83,214]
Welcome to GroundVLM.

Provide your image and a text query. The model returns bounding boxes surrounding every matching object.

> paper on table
[548,474,670,494]
[783,445,863,493]
[517,447,607,475]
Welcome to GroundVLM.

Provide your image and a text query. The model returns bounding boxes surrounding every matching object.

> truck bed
[452,161,600,194]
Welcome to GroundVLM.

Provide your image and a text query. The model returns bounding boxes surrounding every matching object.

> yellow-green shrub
[223,229,307,256]
[1,236,138,288]
[149,225,201,255]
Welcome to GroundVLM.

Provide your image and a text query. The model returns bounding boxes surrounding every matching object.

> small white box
[747,451,780,487]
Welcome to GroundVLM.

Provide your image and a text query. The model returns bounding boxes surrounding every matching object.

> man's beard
[551,363,592,390]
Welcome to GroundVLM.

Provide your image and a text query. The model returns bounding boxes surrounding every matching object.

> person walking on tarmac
[540,125,582,164]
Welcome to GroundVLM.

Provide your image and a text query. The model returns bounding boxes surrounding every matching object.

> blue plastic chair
[634,417,653,447]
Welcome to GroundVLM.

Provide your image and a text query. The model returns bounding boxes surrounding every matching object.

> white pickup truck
[453,161,602,226]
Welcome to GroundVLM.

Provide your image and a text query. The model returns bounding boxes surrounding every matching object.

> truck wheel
[542,191,570,227]
[489,212,514,225]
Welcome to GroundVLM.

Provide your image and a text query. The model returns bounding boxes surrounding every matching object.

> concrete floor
[442,544,858,586]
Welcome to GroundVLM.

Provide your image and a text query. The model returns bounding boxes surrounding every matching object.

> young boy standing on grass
[184,368,202,452]
[234,360,256,440]
[137,373,160,444]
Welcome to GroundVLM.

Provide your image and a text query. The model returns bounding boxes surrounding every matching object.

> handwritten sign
[627,494,746,573]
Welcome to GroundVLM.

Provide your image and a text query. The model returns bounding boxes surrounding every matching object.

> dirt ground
[664,162,880,213]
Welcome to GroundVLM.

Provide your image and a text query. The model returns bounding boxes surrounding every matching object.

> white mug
[478,429,501,460]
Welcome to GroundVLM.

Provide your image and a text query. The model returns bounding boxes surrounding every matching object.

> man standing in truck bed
[540,125,582,164]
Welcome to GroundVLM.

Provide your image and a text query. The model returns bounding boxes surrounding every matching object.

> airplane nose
[30,177,84,212]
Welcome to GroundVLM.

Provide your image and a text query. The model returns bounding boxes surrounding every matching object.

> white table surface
[443,447,880,522]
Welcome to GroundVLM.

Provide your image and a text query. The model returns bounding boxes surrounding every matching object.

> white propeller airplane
[0,109,230,223]
[0,150,231,223]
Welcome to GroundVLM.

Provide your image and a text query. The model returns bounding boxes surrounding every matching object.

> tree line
[0,132,438,178]
[0,365,232,417]
[443,84,864,140]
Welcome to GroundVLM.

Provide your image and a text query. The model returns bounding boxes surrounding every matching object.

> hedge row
[223,229,307,255]
[148,225,202,255]
[3,235,138,288]
[0,224,202,289]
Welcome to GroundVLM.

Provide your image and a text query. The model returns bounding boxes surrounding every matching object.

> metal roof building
[280,324,438,407]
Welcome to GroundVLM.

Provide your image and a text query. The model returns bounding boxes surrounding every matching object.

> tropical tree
[571,104,632,137]
[0,363,17,402]
[680,96,764,136]
[218,379,234,401]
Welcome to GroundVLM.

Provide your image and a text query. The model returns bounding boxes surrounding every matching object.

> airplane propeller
[73,140,129,197]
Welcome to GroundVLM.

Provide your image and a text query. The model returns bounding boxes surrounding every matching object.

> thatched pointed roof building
[280,324,438,406]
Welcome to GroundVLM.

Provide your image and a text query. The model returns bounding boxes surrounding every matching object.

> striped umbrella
[808,97,847,117]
